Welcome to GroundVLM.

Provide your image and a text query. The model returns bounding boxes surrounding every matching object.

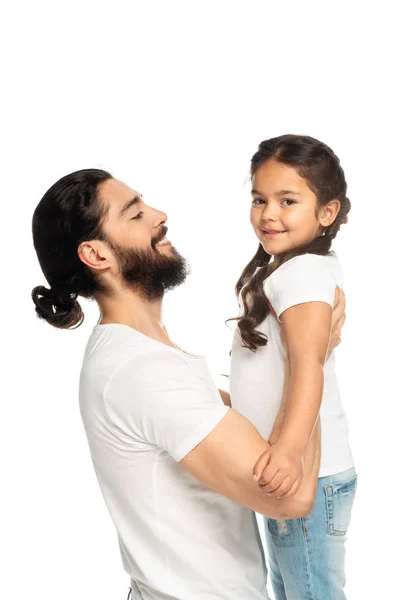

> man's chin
[113,240,189,299]
[124,258,189,298]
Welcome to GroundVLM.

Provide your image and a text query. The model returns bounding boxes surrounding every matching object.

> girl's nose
[261,204,279,222]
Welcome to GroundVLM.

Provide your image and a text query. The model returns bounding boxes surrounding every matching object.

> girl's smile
[250,159,333,255]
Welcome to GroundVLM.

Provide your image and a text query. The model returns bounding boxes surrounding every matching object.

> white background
[1,1,399,598]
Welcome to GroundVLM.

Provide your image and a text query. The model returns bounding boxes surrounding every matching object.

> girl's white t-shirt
[230,252,354,478]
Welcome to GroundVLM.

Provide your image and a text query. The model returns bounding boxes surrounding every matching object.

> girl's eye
[252,198,265,205]
[131,211,143,220]
[282,199,296,206]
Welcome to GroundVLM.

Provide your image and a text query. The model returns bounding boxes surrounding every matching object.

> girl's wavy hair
[31,168,113,329]
[235,134,351,351]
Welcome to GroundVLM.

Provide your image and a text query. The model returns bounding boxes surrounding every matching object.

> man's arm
[181,408,320,520]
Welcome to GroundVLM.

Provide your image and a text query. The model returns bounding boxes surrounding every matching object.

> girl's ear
[319,199,341,227]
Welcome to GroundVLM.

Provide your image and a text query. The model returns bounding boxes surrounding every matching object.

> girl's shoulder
[276,251,340,277]
[265,251,343,295]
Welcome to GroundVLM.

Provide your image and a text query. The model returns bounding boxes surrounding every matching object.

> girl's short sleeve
[264,254,338,322]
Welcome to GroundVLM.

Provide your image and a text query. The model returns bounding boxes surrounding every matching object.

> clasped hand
[253,442,304,498]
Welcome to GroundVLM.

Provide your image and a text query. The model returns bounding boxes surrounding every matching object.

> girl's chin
[261,235,316,256]
[261,240,290,255]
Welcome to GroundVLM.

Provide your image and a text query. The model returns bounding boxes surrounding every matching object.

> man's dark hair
[32,168,112,329]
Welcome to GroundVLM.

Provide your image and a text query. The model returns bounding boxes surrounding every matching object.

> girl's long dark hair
[235,134,351,351]
[32,168,113,329]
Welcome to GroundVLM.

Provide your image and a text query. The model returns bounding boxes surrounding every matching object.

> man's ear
[77,240,111,274]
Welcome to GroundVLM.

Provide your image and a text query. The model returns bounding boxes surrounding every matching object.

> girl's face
[250,159,337,256]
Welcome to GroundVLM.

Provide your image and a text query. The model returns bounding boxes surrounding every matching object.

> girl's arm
[254,300,335,497]
[268,355,291,445]
[268,286,344,446]
[277,300,332,453]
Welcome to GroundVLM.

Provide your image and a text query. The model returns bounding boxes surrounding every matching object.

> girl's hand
[253,442,304,498]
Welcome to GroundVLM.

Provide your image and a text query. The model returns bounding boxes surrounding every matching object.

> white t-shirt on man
[230,252,354,478]
[79,324,269,600]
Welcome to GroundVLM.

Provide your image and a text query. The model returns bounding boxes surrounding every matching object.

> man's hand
[253,441,304,498]
[329,287,346,358]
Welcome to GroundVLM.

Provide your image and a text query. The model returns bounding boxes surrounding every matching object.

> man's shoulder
[81,325,200,396]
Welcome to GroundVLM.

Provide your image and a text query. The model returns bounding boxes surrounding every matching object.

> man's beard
[108,236,189,301]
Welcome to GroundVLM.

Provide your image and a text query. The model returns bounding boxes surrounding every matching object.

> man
[32,169,344,599]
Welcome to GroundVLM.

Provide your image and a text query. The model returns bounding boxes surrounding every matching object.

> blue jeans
[264,467,357,600]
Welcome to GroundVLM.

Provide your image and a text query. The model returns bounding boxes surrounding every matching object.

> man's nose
[152,207,168,228]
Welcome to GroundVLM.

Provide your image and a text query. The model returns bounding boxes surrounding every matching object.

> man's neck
[97,287,173,347]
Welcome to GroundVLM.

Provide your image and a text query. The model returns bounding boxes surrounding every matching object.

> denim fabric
[264,467,357,600]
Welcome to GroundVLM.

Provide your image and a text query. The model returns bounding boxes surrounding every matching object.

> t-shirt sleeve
[265,255,338,322]
[104,350,229,462]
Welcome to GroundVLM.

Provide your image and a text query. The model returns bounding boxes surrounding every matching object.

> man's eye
[131,211,143,220]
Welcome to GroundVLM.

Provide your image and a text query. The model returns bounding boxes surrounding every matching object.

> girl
[229,134,356,600]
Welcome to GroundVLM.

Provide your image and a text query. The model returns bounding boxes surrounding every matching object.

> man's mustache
[151,225,168,249]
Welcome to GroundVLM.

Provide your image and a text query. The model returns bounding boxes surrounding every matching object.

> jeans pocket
[324,474,357,536]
